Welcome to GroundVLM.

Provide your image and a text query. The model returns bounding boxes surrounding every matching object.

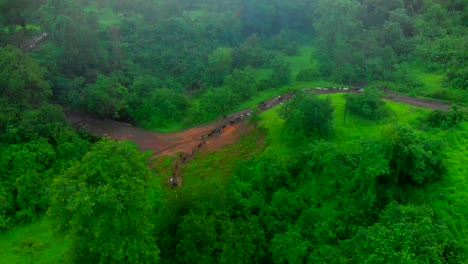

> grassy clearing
[257,93,428,153]
[392,63,467,105]
[0,217,70,264]
[286,46,318,76]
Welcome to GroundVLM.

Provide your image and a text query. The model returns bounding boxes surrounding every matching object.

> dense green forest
[0,0,467,263]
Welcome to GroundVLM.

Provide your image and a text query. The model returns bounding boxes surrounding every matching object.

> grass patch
[286,46,318,76]
[0,217,71,264]
[429,122,468,251]
[257,93,428,153]
[182,127,264,184]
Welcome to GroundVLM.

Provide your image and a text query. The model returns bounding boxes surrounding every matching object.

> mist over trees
[2,0,465,126]
[0,0,467,263]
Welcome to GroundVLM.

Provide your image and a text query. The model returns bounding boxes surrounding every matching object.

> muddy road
[65,90,449,158]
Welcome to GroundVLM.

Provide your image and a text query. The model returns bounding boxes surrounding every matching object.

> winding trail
[65,90,449,158]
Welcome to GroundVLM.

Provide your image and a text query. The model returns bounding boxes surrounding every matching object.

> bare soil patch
[385,93,449,110]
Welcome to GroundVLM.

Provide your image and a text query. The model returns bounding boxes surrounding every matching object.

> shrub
[347,88,388,120]
[420,105,467,130]
[279,91,334,139]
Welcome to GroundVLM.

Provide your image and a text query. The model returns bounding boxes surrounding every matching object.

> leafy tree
[279,91,334,139]
[18,104,69,144]
[84,74,128,118]
[224,67,257,101]
[39,0,102,77]
[48,140,160,263]
[347,88,388,120]
[127,87,190,128]
[271,230,310,264]
[0,139,56,228]
[0,45,51,107]
[353,202,462,263]
[313,0,363,80]
[265,31,300,56]
[268,57,292,87]
[233,34,271,69]
[354,124,446,210]
[381,124,445,185]
[205,47,233,87]
[0,98,21,144]
[420,105,467,130]
[199,88,238,118]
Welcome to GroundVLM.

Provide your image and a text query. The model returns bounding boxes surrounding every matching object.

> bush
[420,105,467,130]
[353,202,463,263]
[279,91,334,139]
[269,57,292,87]
[347,88,388,120]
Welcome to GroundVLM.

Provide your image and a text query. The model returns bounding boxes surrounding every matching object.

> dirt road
[65,91,450,158]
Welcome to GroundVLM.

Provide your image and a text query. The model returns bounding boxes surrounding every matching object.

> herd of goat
[168,86,364,188]
[169,110,252,188]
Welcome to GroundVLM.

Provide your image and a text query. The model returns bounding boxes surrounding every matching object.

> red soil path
[65,91,450,159]
[65,108,251,157]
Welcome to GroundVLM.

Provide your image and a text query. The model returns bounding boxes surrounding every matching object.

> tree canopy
[279,91,334,138]
[48,140,160,263]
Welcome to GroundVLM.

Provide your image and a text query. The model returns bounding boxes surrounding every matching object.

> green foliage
[1,1,467,262]
[265,31,300,56]
[205,47,233,87]
[0,139,55,229]
[84,74,128,118]
[127,81,191,128]
[271,230,310,264]
[224,67,257,101]
[48,140,160,263]
[353,202,463,263]
[347,88,388,120]
[0,101,90,231]
[0,45,50,107]
[0,217,71,263]
[18,104,69,144]
[296,68,318,82]
[381,124,445,184]
[279,91,334,139]
[355,124,445,208]
[199,88,238,118]
[446,65,468,90]
[420,106,467,130]
[233,34,271,69]
[39,0,102,77]
[268,57,292,87]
